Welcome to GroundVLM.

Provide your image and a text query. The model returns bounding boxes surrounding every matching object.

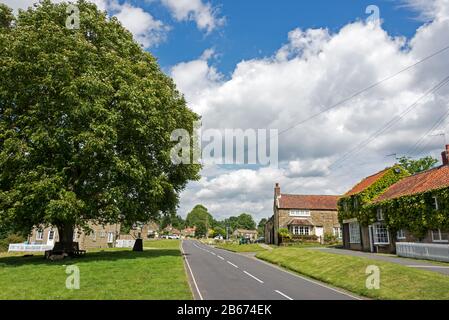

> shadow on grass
[0,248,181,267]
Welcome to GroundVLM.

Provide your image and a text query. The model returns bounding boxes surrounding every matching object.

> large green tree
[0,1,200,252]
[397,156,438,174]
[185,204,215,229]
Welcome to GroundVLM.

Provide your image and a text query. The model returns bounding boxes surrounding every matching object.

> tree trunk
[55,224,75,254]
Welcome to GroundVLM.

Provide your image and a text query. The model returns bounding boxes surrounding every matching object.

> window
[377,208,384,221]
[397,229,406,240]
[100,231,106,238]
[36,229,44,241]
[353,198,359,209]
[107,232,114,243]
[431,230,449,243]
[292,226,310,236]
[343,202,348,212]
[349,222,361,244]
[48,230,55,241]
[289,210,311,217]
[73,230,77,241]
[373,223,389,245]
[333,227,342,239]
[432,197,439,210]
[91,231,96,241]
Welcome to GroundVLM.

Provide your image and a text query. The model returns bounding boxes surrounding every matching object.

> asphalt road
[181,240,360,300]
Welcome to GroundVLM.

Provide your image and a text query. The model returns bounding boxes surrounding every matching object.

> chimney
[274,183,280,198]
[442,145,449,166]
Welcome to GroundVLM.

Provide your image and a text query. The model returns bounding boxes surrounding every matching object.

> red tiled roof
[344,168,390,196]
[278,194,340,210]
[287,218,314,226]
[374,165,449,202]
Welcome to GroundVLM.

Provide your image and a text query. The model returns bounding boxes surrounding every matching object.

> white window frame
[431,229,448,243]
[92,231,96,241]
[292,226,310,236]
[396,229,406,240]
[349,222,361,244]
[36,229,44,241]
[333,227,342,239]
[373,223,390,245]
[107,232,114,243]
[432,196,439,210]
[48,229,55,241]
[353,198,359,209]
[377,208,384,221]
[289,210,311,217]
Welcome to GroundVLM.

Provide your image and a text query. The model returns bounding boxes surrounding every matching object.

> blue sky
[145,0,423,75]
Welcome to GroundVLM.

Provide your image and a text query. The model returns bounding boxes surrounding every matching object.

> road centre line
[227,261,239,268]
[275,290,293,300]
[243,271,264,284]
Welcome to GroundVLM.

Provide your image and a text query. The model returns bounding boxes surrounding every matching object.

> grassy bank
[256,247,449,300]
[0,239,191,300]
[216,243,267,253]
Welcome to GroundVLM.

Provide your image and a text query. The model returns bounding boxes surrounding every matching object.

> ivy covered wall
[366,187,449,238]
[337,165,410,226]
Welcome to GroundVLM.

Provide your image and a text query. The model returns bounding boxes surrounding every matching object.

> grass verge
[256,247,449,300]
[215,243,267,253]
[0,239,191,300]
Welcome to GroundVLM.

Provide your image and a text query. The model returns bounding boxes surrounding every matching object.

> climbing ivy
[338,165,410,225]
[366,187,449,239]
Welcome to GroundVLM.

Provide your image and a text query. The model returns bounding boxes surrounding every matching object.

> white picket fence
[115,239,135,248]
[396,242,449,262]
[8,243,54,252]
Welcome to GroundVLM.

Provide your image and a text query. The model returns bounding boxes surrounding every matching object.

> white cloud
[174,0,449,221]
[0,0,168,48]
[160,0,225,33]
[109,1,169,48]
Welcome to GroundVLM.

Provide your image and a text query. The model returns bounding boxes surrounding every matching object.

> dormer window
[432,196,439,210]
[377,208,384,221]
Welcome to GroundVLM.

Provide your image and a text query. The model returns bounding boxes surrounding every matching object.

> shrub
[0,234,26,252]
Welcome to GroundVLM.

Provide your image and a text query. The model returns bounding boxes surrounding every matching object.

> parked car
[255,237,265,243]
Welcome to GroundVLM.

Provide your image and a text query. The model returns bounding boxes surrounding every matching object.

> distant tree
[397,156,438,174]
[257,218,267,235]
[0,1,200,254]
[186,205,215,229]
[160,213,185,230]
[236,213,256,230]
[195,222,207,238]
[211,226,226,238]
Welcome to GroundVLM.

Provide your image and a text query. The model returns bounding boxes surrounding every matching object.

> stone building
[265,183,341,245]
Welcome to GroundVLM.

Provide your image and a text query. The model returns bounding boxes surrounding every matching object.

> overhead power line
[276,44,449,138]
[328,75,449,170]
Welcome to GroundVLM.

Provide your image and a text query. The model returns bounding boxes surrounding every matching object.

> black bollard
[133,238,143,252]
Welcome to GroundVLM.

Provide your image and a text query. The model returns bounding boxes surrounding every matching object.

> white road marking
[406,265,449,269]
[210,252,216,256]
[275,290,293,300]
[243,271,264,284]
[256,257,362,300]
[217,255,225,260]
[181,241,204,300]
[227,261,239,268]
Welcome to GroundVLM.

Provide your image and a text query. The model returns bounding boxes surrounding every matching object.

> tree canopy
[397,156,438,175]
[185,205,215,229]
[0,1,200,249]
